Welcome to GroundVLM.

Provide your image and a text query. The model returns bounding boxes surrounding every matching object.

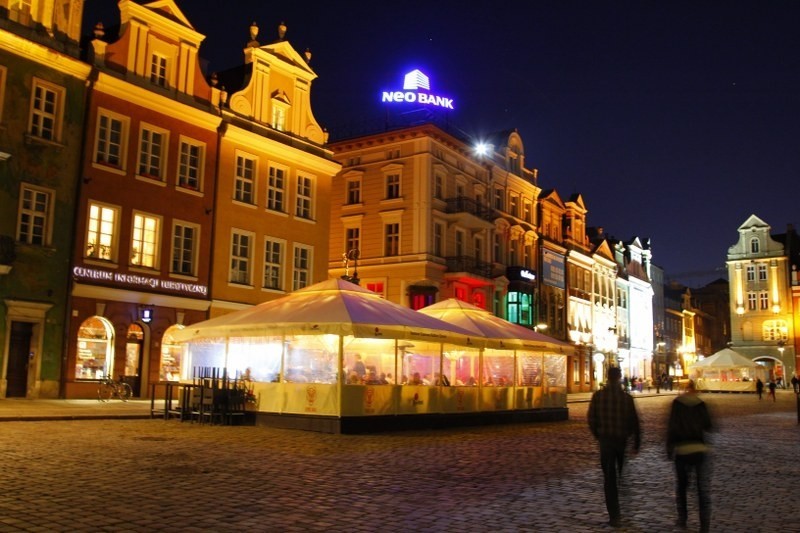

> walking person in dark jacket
[588,367,641,528]
[756,377,764,400]
[667,379,713,533]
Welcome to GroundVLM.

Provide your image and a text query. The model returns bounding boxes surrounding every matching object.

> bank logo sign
[382,69,454,110]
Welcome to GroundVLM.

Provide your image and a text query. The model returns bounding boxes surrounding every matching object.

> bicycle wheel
[118,383,133,402]
[98,382,114,402]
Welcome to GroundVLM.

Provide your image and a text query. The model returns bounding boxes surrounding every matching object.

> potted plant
[0,234,15,274]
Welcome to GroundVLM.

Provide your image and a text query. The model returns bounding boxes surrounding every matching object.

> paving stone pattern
[0,392,798,532]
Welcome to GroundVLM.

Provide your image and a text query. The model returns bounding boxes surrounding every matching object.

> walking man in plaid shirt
[588,366,641,528]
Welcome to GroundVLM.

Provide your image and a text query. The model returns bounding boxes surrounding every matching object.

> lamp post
[340,249,360,285]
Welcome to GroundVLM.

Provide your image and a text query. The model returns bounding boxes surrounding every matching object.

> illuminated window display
[159,325,185,381]
[75,316,114,379]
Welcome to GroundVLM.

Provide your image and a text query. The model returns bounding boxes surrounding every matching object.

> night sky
[84,1,800,286]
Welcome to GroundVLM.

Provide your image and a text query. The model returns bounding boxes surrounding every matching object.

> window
[295,175,313,219]
[86,202,119,261]
[494,188,504,210]
[762,319,788,341]
[747,292,757,311]
[494,234,502,263]
[346,178,361,204]
[230,231,253,285]
[29,79,63,142]
[271,103,287,131]
[758,264,767,281]
[759,291,769,310]
[18,185,52,245]
[509,195,519,217]
[138,126,167,180]
[233,154,256,204]
[131,212,160,268]
[268,165,286,212]
[384,223,400,256]
[292,244,311,290]
[746,265,755,281]
[94,111,127,168]
[455,229,465,256]
[750,238,760,253]
[150,54,168,87]
[385,174,400,199]
[345,227,360,254]
[171,222,198,276]
[433,222,443,256]
[0,66,6,123]
[434,175,444,199]
[523,202,532,223]
[263,238,283,290]
[9,0,33,24]
[178,139,204,191]
[365,281,385,298]
[506,292,532,326]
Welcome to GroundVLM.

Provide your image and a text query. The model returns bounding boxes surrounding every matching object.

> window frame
[149,53,168,88]
[385,173,401,200]
[137,123,169,182]
[94,109,129,171]
[346,177,362,205]
[17,183,54,246]
[177,136,205,192]
[267,164,287,213]
[384,222,400,256]
[130,211,162,269]
[85,201,120,262]
[230,229,254,286]
[28,78,64,143]
[233,152,257,205]
[295,173,314,220]
[171,220,199,277]
[292,243,312,291]
[263,237,285,291]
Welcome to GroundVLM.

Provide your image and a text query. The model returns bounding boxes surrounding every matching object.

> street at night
[0,392,797,532]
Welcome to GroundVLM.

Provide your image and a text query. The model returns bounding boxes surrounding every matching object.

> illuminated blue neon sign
[381,70,454,110]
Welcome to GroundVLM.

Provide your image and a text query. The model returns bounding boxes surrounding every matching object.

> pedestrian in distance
[587,366,641,528]
[792,374,800,394]
[767,379,777,402]
[756,377,764,400]
[666,379,713,533]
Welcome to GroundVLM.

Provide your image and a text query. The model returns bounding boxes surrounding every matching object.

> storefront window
[75,316,114,379]
[284,335,338,384]
[544,354,567,386]
[400,341,441,385]
[507,291,533,326]
[517,352,543,386]
[443,347,480,385]
[483,348,514,386]
[344,338,398,384]
[159,325,184,381]
[125,324,143,377]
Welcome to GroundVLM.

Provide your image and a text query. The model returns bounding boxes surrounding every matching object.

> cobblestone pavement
[0,391,797,532]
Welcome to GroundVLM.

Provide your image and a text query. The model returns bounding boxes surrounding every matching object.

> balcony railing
[445,256,495,278]
[444,197,495,221]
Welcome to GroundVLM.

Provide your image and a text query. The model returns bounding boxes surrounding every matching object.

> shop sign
[542,250,565,289]
[73,266,208,296]
[381,69,455,110]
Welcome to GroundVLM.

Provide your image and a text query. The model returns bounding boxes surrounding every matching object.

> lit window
[29,79,63,142]
[234,154,256,204]
[759,291,769,310]
[95,111,127,168]
[384,223,400,256]
[268,166,285,212]
[346,178,361,204]
[230,231,253,285]
[18,185,51,245]
[295,175,313,219]
[345,227,360,254]
[86,202,118,261]
[365,282,385,298]
[264,238,283,290]
[150,54,168,88]
[747,292,757,311]
[131,212,160,268]
[385,174,400,199]
[138,126,167,180]
[178,139,204,191]
[271,103,287,131]
[292,244,311,290]
[171,222,197,276]
[762,319,788,341]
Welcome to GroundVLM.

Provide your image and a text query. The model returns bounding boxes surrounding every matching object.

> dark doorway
[7,321,33,397]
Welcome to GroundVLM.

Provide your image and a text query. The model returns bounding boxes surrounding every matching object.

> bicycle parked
[97,375,133,402]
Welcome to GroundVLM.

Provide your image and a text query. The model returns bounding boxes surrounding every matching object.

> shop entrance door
[124,324,144,397]
[7,321,33,397]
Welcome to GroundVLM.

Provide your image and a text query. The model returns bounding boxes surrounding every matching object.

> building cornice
[0,30,90,79]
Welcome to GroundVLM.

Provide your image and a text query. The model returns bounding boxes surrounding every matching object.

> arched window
[750,238,760,253]
[75,316,114,379]
[160,325,185,381]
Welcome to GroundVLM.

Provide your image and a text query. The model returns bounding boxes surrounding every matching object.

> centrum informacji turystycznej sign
[381,69,454,110]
